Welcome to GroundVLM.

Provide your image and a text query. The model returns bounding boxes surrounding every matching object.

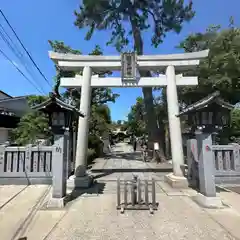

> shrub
[87,148,97,165]
[88,135,104,157]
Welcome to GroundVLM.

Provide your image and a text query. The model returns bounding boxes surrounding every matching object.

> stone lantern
[32,92,84,176]
[32,92,84,136]
[178,91,234,134]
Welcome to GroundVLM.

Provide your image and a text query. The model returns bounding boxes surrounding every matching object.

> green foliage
[26,95,49,107]
[90,104,112,136]
[11,111,50,145]
[74,0,194,51]
[88,135,103,161]
[127,97,146,136]
[177,21,240,142]
[231,109,240,136]
[177,23,240,105]
[48,40,81,97]
[87,148,97,165]
[11,95,50,145]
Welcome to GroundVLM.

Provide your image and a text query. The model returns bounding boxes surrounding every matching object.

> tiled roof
[32,93,84,117]
[178,91,234,116]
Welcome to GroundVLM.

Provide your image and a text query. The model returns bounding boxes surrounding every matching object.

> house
[0,90,30,144]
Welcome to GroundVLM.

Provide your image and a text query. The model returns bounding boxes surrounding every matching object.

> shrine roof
[178,91,234,116]
[32,93,84,117]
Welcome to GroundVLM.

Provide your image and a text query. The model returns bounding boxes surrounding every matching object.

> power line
[0,48,46,94]
[0,9,52,88]
[0,23,23,58]
[0,24,47,91]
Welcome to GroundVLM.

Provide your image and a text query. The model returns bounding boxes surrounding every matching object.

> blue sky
[0,0,240,121]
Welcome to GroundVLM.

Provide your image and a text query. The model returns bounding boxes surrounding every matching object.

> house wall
[0,96,31,144]
[0,128,10,145]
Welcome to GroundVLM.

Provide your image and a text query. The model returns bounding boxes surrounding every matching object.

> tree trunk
[130,17,166,161]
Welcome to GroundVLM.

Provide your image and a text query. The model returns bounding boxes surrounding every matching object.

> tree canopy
[74,0,194,52]
[177,23,240,105]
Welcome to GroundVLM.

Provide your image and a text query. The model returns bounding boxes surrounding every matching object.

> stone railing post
[25,144,32,174]
[65,130,71,179]
[0,145,6,173]
[47,133,68,208]
[230,143,240,170]
[193,131,223,208]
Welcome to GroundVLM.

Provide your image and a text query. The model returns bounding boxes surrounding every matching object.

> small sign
[121,52,137,81]
[154,142,159,150]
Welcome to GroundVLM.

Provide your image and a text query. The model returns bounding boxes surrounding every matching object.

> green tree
[127,97,146,136]
[74,0,194,159]
[117,120,122,125]
[11,95,50,145]
[177,23,240,105]
[177,22,240,143]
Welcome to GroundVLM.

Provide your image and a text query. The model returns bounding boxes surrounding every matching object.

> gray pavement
[1,143,240,240]
[91,142,172,182]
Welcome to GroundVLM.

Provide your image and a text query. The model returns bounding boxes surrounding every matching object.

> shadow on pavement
[91,168,172,173]
[109,152,143,161]
[64,181,106,205]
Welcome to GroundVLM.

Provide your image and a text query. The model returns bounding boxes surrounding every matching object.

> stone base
[164,173,189,189]
[192,193,224,209]
[67,174,93,189]
[47,197,65,209]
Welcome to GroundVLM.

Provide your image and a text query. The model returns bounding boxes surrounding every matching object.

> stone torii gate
[49,50,209,188]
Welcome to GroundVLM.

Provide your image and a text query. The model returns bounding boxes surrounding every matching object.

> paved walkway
[91,142,172,182]
[1,143,240,239]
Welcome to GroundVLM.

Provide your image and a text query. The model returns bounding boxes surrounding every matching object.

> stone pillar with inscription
[193,131,223,208]
[186,138,198,188]
[47,133,68,208]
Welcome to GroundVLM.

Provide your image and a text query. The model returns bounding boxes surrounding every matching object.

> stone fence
[0,135,71,185]
[187,136,240,187]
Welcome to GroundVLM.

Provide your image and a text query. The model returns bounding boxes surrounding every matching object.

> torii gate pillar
[164,65,188,188]
[166,65,184,177]
[68,66,93,188]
